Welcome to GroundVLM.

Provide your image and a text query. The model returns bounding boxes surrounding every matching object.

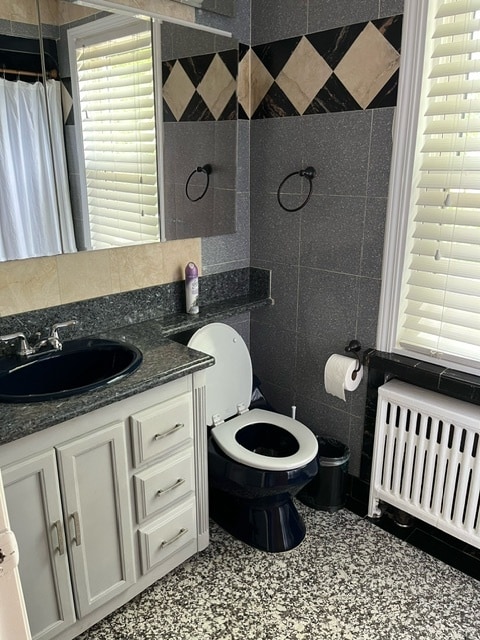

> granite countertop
[0,294,272,447]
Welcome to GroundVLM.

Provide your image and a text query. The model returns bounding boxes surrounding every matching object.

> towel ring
[185,164,212,202]
[277,166,316,212]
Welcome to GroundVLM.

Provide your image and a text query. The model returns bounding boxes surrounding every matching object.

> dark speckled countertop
[0,290,272,447]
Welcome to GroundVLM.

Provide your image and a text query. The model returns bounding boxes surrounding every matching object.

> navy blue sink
[0,338,142,403]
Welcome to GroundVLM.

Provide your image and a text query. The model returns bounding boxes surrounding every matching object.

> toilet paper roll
[324,354,363,402]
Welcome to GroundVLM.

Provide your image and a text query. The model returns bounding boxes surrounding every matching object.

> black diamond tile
[218,48,238,79]
[252,81,300,119]
[238,103,249,120]
[239,42,249,62]
[372,14,403,53]
[366,69,399,109]
[181,92,214,122]
[307,22,366,70]
[218,93,238,121]
[162,59,174,84]
[162,99,176,123]
[253,36,303,79]
[180,52,216,87]
[304,74,361,114]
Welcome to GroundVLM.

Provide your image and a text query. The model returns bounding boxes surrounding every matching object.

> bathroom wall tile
[0,257,60,317]
[356,276,382,350]
[161,238,202,283]
[295,392,351,446]
[307,0,378,33]
[257,379,296,416]
[361,198,387,279]
[250,192,301,266]
[214,120,237,190]
[295,331,356,410]
[367,107,395,197]
[251,261,299,333]
[348,414,366,476]
[334,22,400,109]
[109,243,165,292]
[57,250,119,304]
[250,320,297,390]
[202,192,249,274]
[250,117,305,195]
[379,0,405,18]
[303,111,372,197]
[251,0,308,46]
[300,195,366,275]
[297,267,358,343]
[213,189,236,236]
[236,119,250,193]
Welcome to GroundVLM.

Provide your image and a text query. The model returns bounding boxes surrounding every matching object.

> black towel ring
[277,166,316,212]
[185,164,212,202]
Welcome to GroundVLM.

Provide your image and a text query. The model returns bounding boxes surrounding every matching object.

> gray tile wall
[249,1,400,475]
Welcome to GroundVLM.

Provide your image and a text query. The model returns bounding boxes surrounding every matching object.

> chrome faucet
[47,320,77,351]
[0,332,37,356]
[0,320,77,357]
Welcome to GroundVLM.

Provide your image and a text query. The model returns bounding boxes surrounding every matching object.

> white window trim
[377,0,480,376]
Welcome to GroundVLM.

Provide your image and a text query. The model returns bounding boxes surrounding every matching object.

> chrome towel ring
[185,164,212,202]
[277,166,316,212]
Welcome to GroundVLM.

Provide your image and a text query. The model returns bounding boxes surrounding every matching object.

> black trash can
[297,437,350,513]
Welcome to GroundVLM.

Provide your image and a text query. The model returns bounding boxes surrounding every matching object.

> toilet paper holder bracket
[345,340,362,380]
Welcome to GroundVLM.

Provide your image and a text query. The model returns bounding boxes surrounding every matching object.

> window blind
[75,26,160,249]
[397,0,480,366]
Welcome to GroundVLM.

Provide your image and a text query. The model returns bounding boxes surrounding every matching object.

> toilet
[188,322,318,552]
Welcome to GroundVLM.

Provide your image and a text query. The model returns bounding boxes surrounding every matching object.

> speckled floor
[78,503,480,640]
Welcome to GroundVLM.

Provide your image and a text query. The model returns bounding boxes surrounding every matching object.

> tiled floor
[79,503,480,640]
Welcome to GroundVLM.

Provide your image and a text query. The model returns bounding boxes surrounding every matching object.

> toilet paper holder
[344,340,362,380]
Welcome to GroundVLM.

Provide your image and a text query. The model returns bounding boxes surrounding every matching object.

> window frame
[377,0,480,376]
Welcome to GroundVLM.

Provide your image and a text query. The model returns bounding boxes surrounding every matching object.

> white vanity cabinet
[0,373,208,640]
[2,421,134,640]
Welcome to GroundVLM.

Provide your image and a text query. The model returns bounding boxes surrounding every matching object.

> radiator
[368,379,480,549]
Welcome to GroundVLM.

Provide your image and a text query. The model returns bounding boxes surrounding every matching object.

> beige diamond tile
[237,49,251,117]
[276,36,332,115]
[197,54,236,120]
[334,21,400,109]
[162,60,196,121]
[246,49,275,118]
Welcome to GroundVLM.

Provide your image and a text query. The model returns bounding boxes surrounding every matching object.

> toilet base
[209,487,306,553]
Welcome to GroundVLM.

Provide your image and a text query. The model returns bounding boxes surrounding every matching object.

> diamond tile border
[250,14,403,120]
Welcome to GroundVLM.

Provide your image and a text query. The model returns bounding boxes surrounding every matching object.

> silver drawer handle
[159,527,188,549]
[156,478,185,496]
[154,423,184,441]
[52,520,65,556]
[71,512,82,547]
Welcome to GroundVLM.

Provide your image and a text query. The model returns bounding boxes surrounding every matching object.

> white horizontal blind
[398,0,480,366]
[75,24,160,249]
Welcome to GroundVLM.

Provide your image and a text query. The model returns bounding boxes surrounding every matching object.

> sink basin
[0,338,142,403]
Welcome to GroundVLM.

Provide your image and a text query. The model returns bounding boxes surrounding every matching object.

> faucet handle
[0,332,35,356]
[48,320,77,350]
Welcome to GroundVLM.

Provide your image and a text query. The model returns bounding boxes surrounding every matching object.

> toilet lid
[188,323,252,426]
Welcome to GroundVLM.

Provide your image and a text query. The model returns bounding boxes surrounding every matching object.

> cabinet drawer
[130,392,193,466]
[133,449,194,523]
[138,499,197,574]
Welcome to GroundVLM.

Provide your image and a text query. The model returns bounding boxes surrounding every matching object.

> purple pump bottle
[185,262,199,314]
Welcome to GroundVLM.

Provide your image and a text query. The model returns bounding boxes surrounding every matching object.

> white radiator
[368,379,480,549]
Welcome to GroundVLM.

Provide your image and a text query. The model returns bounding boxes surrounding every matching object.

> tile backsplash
[240,15,402,119]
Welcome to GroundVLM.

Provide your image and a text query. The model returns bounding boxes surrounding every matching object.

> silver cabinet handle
[156,478,185,496]
[71,512,82,547]
[159,527,188,549]
[52,520,65,556]
[154,423,184,441]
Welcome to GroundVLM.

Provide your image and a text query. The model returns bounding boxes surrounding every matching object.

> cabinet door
[2,452,76,640]
[57,421,135,618]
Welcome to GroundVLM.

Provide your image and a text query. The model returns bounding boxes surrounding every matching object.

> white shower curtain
[0,78,77,261]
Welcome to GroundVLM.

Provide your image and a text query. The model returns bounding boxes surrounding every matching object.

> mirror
[0,0,238,261]
[171,0,235,17]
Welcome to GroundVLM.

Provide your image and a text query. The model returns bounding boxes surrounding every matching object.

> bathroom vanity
[0,327,213,640]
